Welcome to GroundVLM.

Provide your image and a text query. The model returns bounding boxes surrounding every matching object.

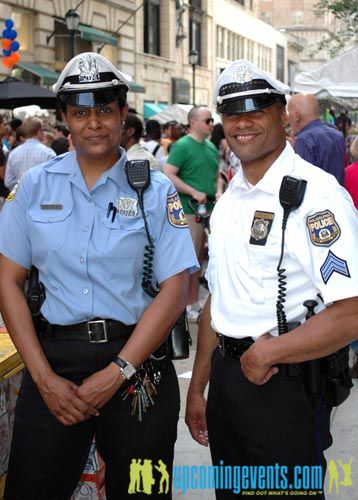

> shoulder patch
[6,183,19,202]
[166,192,188,228]
[306,210,341,247]
[320,250,350,284]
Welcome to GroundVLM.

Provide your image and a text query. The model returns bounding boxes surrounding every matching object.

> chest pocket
[101,214,147,258]
[28,205,73,252]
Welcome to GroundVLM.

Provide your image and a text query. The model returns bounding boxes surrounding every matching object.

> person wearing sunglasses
[164,106,219,323]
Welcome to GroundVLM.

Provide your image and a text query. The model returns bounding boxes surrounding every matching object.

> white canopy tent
[149,103,221,124]
[292,46,358,110]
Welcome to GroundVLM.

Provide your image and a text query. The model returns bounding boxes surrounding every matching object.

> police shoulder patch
[6,183,19,202]
[166,192,188,228]
[306,210,341,247]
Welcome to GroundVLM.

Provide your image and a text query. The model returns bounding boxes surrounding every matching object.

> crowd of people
[0,51,358,499]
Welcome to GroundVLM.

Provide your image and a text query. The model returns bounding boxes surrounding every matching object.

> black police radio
[123,159,191,360]
[276,175,307,377]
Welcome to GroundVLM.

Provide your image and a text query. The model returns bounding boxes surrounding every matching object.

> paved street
[173,322,358,500]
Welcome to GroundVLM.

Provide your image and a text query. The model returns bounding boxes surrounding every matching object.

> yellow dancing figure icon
[142,459,155,494]
[128,459,143,494]
[338,458,353,487]
[155,459,170,494]
[328,459,340,495]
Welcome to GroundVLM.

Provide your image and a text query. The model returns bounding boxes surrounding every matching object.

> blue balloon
[2,49,11,57]
[2,29,10,38]
[5,19,14,29]
[8,29,17,40]
[11,41,20,51]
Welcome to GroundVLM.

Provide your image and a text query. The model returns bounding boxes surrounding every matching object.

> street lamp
[189,49,199,106]
[65,9,80,59]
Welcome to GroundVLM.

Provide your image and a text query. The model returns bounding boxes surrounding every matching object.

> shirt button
[82,226,88,232]
[83,288,88,294]
[88,198,92,203]
[80,257,84,263]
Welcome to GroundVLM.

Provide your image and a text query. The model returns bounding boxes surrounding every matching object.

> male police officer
[186,60,358,498]
[0,52,198,499]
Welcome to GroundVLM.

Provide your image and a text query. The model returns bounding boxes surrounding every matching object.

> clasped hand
[40,363,123,426]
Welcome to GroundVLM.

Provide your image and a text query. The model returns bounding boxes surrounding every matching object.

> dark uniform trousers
[4,336,180,500]
[206,348,332,500]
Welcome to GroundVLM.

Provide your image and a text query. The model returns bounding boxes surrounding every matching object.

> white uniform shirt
[207,143,358,339]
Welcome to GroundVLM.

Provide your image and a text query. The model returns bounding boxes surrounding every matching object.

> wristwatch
[112,356,137,380]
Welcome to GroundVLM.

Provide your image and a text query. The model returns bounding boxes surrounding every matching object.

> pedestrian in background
[287,93,345,185]
[4,116,56,190]
[164,106,218,322]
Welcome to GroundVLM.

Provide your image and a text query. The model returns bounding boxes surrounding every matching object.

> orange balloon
[2,56,13,68]
[1,39,12,50]
[10,52,20,64]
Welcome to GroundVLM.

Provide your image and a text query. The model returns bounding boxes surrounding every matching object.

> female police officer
[0,52,198,499]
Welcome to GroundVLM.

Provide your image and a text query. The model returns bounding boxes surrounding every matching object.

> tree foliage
[314,0,358,57]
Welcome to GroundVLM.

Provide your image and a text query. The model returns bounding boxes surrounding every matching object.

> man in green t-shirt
[164,106,219,321]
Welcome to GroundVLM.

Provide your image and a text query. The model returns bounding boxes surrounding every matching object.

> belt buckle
[218,334,225,356]
[87,320,108,343]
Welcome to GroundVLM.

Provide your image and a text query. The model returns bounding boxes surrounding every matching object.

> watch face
[122,364,136,379]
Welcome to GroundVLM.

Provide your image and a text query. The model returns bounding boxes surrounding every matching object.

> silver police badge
[251,218,269,241]
[116,197,138,217]
[78,54,100,83]
[233,63,253,84]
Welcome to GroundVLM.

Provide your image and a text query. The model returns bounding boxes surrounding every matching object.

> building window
[189,1,202,66]
[247,40,254,62]
[288,60,296,85]
[261,11,272,24]
[100,45,117,65]
[12,8,33,52]
[234,0,245,5]
[144,0,160,56]
[292,10,303,25]
[189,0,202,8]
[54,21,91,70]
[276,45,285,81]
[216,26,224,59]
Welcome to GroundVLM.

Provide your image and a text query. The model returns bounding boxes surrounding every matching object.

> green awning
[16,62,60,85]
[144,102,163,119]
[79,24,117,47]
[158,103,168,110]
[130,81,145,93]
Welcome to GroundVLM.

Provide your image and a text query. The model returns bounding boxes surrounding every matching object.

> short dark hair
[54,123,70,137]
[51,137,69,155]
[9,118,22,131]
[145,119,162,140]
[124,112,143,141]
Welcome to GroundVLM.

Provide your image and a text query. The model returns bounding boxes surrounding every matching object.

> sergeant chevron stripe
[320,250,351,284]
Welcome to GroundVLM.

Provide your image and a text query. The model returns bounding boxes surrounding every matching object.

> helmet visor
[218,94,285,114]
[58,88,127,108]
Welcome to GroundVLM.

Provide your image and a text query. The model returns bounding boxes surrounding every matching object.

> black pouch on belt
[168,310,192,360]
[322,346,353,407]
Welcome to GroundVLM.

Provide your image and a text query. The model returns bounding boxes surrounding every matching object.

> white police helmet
[53,52,132,108]
[214,60,291,114]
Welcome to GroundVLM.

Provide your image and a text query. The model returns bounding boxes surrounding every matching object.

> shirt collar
[231,142,296,196]
[299,119,321,135]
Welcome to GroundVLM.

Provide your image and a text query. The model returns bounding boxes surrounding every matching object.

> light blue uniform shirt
[0,148,199,325]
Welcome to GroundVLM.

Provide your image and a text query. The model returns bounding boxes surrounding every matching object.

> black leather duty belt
[217,334,254,360]
[38,317,136,344]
